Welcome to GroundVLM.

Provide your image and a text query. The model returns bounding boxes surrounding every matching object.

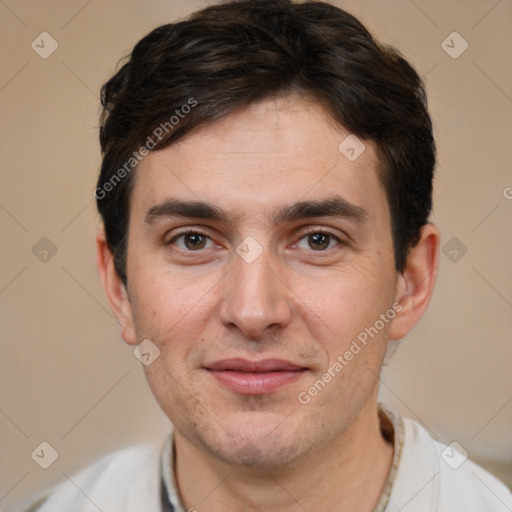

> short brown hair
[97,0,435,283]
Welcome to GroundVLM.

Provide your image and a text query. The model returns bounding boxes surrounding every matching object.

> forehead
[131,95,389,226]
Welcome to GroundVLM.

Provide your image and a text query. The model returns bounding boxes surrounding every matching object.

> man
[22,0,512,510]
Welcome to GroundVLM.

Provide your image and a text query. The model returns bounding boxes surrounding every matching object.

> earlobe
[96,230,138,346]
[389,223,440,341]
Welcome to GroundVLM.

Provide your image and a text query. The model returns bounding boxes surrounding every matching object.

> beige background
[1,0,511,509]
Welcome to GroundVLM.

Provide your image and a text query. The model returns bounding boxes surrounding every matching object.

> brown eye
[297,231,340,251]
[170,231,213,251]
[307,232,331,250]
[183,233,207,250]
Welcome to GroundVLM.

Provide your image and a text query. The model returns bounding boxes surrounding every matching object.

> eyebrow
[145,199,229,224]
[144,196,368,225]
[273,196,367,224]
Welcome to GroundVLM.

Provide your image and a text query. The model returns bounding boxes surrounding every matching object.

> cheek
[128,264,219,350]
[292,261,396,372]
[293,265,381,333]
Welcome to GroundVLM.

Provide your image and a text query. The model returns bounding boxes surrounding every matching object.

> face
[121,96,403,467]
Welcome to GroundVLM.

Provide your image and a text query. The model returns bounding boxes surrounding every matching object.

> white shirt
[18,406,512,511]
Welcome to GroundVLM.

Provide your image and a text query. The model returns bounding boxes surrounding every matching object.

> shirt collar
[160,403,405,512]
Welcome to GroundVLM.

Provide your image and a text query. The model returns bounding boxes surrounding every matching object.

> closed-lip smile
[204,358,308,394]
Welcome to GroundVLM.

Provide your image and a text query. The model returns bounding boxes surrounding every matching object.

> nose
[219,245,291,340]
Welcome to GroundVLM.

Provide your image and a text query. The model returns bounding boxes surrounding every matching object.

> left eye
[296,232,340,251]
[171,232,214,251]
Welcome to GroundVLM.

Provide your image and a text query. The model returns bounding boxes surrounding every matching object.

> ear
[96,229,138,346]
[389,223,440,340]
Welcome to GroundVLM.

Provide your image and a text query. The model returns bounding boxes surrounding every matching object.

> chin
[204,436,305,469]
[190,411,316,468]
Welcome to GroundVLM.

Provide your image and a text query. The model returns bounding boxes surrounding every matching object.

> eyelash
[300,227,342,241]
[167,227,344,252]
[167,228,215,250]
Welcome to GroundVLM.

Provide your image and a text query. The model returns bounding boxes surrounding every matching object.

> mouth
[203,358,308,395]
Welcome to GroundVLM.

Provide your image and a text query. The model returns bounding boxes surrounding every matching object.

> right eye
[168,230,215,251]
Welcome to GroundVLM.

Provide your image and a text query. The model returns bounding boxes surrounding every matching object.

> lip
[204,358,308,395]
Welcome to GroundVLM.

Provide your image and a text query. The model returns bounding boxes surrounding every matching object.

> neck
[173,399,393,512]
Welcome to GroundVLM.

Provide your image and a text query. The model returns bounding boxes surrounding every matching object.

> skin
[97,95,439,511]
